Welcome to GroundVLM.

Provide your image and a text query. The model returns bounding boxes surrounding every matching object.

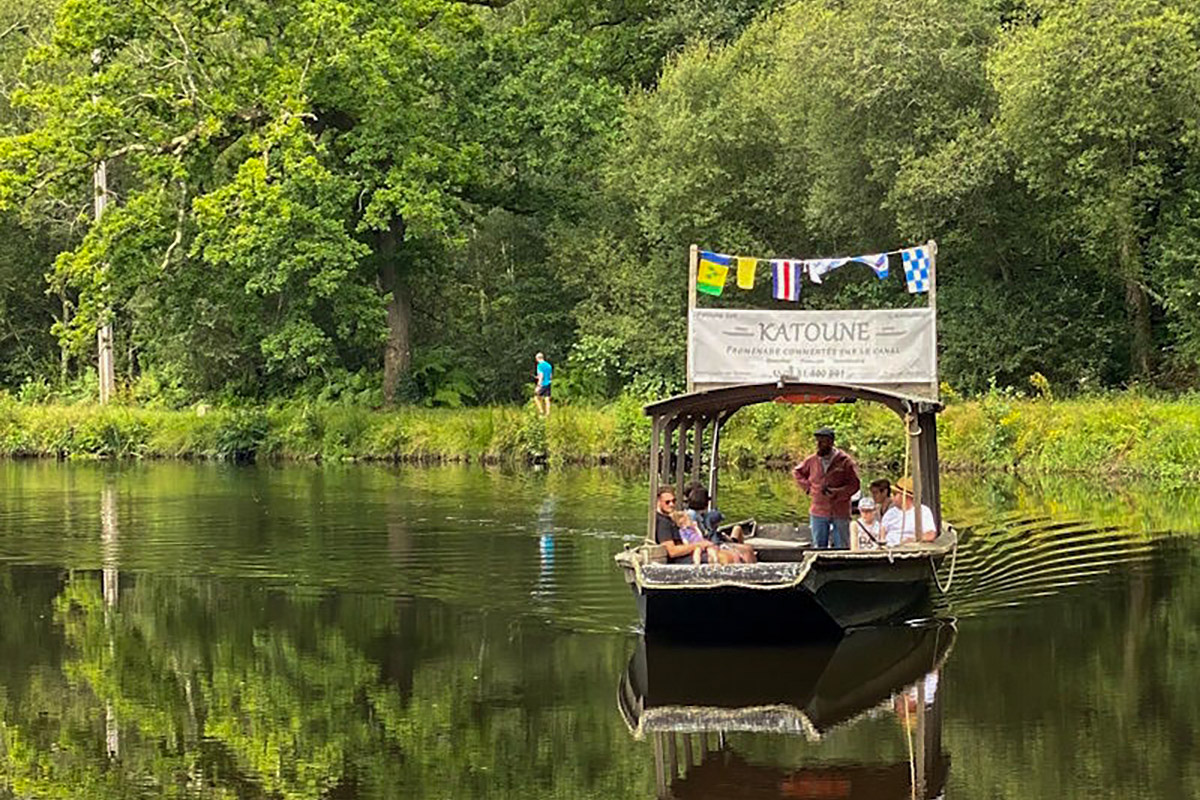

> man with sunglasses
[654,486,718,563]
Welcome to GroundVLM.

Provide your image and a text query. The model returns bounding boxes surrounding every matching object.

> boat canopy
[642,381,942,541]
[645,381,942,419]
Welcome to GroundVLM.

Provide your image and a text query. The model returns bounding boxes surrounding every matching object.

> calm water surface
[0,461,1197,799]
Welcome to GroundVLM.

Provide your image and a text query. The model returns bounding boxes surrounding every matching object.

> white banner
[689,307,937,399]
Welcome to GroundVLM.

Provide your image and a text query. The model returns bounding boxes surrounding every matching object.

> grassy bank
[0,392,1197,481]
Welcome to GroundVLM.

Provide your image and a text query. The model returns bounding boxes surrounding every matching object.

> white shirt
[880,504,936,546]
[853,516,882,550]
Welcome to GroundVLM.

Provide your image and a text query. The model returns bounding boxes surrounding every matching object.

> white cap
[859,497,876,510]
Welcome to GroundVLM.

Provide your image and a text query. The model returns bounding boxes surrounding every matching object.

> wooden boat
[614,242,957,641]
[619,622,955,799]
[613,381,957,640]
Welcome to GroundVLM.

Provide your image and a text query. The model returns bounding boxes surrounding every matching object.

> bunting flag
[771,259,800,301]
[736,257,757,290]
[697,251,732,296]
[901,247,930,293]
[805,258,844,285]
[857,253,889,279]
[807,253,890,283]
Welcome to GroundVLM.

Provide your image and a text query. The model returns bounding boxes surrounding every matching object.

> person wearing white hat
[852,495,883,551]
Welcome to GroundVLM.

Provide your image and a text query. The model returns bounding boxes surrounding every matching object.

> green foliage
[408,348,478,409]
[0,0,1198,403]
[0,394,1197,480]
[213,409,269,462]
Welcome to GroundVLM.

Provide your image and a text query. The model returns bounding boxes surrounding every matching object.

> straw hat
[893,476,915,497]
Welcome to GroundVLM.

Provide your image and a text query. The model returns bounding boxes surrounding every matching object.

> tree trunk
[60,291,72,383]
[1124,277,1153,380]
[377,219,411,406]
[1117,221,1153,380]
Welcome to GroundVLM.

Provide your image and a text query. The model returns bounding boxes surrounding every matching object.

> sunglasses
[662,498,676,505]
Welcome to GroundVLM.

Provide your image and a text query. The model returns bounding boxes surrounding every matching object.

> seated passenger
[852,496,883,551]
[880,477,938,546]
[683,482,724,536]
[672,510,713,564]
[654,487,718,564]
[869,478,894,519]
[683,482,756,563]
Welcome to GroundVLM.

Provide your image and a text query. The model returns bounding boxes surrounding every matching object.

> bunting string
[698,244,931,299]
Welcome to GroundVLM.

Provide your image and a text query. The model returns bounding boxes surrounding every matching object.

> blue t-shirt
[537,361,552,386]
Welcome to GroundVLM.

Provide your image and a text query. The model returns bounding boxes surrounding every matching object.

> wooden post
[663,419,678,484]
[675,415,689,495]
[648,416,661,543]
[692,417,703,484]
[708,413,725,508]
[686,245,698,392]
[909,408,922,537]
[918,410,941,532]
[653,733,667,798]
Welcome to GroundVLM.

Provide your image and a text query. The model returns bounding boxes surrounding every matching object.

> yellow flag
[697,258,730,296]
[737,257,756,289]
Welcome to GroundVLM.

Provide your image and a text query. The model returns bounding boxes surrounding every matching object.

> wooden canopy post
[909,409,922,536]
[707,411,730,509]
[917,409,941,531]
[691,417,703,484]
[648,415,661,542]
[675,415,690,496]
[663,418,679,482]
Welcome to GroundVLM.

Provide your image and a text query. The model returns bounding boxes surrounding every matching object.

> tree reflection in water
[0,568,651,799]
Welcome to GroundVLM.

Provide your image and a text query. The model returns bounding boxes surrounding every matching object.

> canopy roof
[643,381,943,419]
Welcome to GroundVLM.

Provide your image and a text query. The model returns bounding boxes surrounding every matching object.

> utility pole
[92,49,115,404]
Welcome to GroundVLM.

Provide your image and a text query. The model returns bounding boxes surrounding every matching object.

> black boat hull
[633,558,934,642]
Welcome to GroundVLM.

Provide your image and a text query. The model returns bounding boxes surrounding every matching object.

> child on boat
[852,496,883,551]
[674,510,754,565]
[673,510,716,564]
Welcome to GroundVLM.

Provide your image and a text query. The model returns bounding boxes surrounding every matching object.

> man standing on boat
[793,427,860,549]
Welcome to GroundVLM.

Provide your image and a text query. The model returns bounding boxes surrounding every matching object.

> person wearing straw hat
[792,426,860,549]
[880,476,938,546]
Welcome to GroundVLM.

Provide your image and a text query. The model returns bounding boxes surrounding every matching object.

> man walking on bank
[793,427,860,549]
[533,352,552,417]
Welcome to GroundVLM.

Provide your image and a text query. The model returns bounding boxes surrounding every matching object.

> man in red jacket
[792,427,860,549]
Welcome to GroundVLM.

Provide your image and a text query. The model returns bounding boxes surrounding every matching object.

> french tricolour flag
[771,260,800,302]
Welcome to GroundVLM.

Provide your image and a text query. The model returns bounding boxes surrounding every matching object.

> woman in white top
[879,476,938,546]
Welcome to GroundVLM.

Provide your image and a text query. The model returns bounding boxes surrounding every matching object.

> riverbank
[0,392,1196,481]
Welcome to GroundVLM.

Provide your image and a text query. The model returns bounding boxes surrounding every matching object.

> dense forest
[0,0,1197,407]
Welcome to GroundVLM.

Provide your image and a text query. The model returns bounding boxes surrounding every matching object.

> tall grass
[0,392,1197,480]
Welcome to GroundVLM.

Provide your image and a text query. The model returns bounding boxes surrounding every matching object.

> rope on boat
[930,540,958,594]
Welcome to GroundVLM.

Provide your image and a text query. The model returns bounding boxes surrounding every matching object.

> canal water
[0,461,1196,799]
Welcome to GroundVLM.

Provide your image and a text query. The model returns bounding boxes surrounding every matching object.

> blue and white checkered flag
[901,247,931,294]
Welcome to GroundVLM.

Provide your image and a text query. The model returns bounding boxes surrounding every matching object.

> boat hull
[623,547,946,642]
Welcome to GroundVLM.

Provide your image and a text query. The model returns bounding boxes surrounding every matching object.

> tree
[0,1,494,402]
[989,0,1200,380]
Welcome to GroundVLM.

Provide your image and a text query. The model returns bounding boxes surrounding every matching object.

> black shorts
[535,384,551,398]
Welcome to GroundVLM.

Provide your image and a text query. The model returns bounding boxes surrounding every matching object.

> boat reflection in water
[619,622,954,799]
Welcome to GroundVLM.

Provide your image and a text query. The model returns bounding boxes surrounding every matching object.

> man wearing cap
[880,476,938,546]
[792,427,860,549]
